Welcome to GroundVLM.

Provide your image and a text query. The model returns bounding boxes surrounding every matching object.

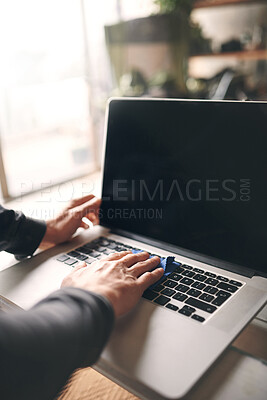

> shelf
[190,49,267,60]
[194,0,265,9]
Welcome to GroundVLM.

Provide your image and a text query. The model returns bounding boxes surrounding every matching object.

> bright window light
[0,0,96,197]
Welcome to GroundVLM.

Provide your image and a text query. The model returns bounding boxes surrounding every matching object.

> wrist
[39,220,57,249]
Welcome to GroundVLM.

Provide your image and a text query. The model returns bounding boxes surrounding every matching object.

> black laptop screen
[100,99,267,275]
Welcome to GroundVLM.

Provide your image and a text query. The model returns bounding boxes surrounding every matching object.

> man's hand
[61,251,164,317]
[39,195,101,250]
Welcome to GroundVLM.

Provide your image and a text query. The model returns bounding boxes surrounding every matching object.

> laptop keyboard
[57,236,244,324]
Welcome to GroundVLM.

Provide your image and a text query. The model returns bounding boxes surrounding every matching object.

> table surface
[1,174,267,400]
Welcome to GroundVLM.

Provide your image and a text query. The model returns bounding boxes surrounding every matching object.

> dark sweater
[0,205,115,400]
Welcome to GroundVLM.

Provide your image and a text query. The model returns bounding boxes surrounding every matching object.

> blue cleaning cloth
[132,250,181,289]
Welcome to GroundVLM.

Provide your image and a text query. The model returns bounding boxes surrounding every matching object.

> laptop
[0,98,267,399]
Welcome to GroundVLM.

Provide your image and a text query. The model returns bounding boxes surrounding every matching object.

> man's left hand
[39,195,101,250]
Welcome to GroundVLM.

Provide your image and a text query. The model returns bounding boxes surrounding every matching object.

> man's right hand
[61,251,164,317]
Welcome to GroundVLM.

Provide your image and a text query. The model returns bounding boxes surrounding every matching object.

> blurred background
[0,0,266,201]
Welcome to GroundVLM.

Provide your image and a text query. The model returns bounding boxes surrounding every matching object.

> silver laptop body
[0,98,267,399]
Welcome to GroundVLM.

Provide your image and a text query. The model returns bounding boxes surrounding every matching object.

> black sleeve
[0,287,115,400]
[0,204,46,257]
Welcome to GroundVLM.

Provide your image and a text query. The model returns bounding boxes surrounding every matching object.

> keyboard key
[169,272,183,281]
[161,288,176,297]
[204,271,216,278]
[205,278,219,286]
[216,276,229,282]
[217,282,238,293]
[115,245,128,251]
[153,284,165,293]
[86,257,97,264]
[75,254,88,261]
[122,244,133,250]
[57,255,69,262]
[103,249,115,255]
[88,251,101,258]
[92,238,103,244]
[182,270,195,278]
[229,280,243,287]
[191,314,205,323]
[174,265,184,274]
[193,274,206,282]
[179,305,195,316]
[76,246,86,252]
[64,258,78,266]
[164,280,177,288]
[154,295,170,306]
[193,268,204,274]
[172,292,188,302]
[81,248,93,255]
[132,248,142,252]
[81,246,100,254]
[106,242,117,249]
[212,290,231,306]
[95,246,107,252]
[204,286,218,295]
[182,264,193,270]
[192,281,205,290]
[166,303,179,311]
[217,290,231,298]
[185,297,217,313]
[178,309,191,317]
[160,277,167,285]
[199,293,214,303]
[180,277,194,286]
[142,290,158,301]
[187,289,201,298]
[99,238,110,246]
[183,305,196,313]
[78,246,94,255]
[67,251,80,258]
[176,284,190,293]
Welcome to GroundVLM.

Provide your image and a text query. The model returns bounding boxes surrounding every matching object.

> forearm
[0,288,114,400]
[0,205,46,257]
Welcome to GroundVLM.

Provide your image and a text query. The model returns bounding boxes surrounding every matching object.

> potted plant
[154,0,194,15]
[105,0,195,96]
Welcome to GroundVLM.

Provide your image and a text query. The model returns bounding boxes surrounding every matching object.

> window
[0,0,157,201]
[0,0,97,199]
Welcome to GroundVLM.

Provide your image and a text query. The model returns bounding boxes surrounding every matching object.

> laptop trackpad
[101,299,227,398]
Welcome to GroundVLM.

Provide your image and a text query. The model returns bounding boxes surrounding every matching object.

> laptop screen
[100,99,267,275]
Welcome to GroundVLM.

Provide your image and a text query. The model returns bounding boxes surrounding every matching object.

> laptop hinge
[109,228,256,279]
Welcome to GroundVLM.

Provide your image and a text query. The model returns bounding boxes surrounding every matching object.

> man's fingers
[119,251,150,268]
[69,194,96,209]
[92,217,99,226]
[72,261,87,272]
[104,251,149,264]
[138,268,164,291]
[87,212,99,226]
[80,221,89,229]
[104,251,132,261]
[78,197,101,219]
[129,256,161,277]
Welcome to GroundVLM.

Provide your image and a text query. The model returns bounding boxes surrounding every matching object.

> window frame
[0,0,99,202]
